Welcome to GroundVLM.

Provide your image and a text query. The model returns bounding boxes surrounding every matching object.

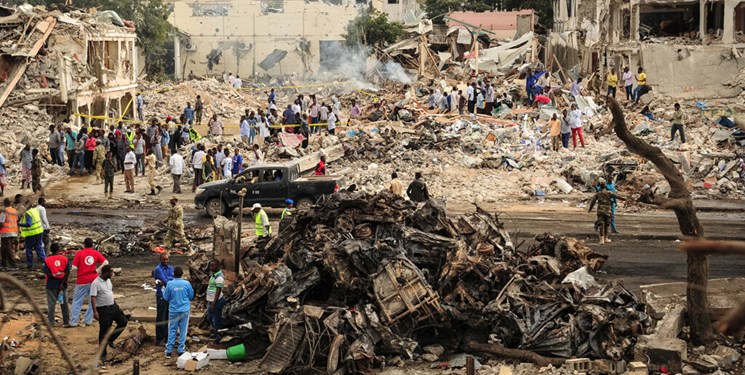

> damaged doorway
[639,3,700,39]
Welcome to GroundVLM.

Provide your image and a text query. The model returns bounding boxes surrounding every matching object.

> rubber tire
[205,198,227,218]
[296,197,314,210]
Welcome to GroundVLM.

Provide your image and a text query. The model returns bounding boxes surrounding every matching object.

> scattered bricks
[610,359,626,374]
[646,337,687,374]
[628,361,648,375]
[654,305,685,339]
[564,358,591,373]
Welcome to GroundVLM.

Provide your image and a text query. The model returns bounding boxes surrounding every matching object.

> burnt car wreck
[189,190,650,373]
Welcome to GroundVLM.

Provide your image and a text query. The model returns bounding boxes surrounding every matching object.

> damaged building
[169,0,422,79]
[0,5,139,124]
[550,0,745,98]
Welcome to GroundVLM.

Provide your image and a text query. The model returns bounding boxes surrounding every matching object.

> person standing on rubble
[136,93,145,121]
[206,260,225,343]
[671,103,686,144]
[467,82,476,113]
[123,146,136,193]
[48,125,62,166]
[251,203,271,238]
[163,266,194,358]
[31,149,43,195]
[19,199,45,269]
[43,243,70,327]
[163,197,188,248]
[327,107,337,135]
[70,237,108,327]
[19,144,32,190]
[195,95,204,126]
[588,180,619,245]
[209,114,223,136]
[407,172,430,203]
[183,103,195,125]
[389,172,404,196]
[153,252,174,346]
[633,67,646,102]
[239,115,251,145]
[0,198,18,269]
[0,151,6,197]
[221,149,233,179]
[476,89,486,114]
[91,264,129,365]
[544,113,562,152]
[606,68,618,98]
[570,77,583,98]
[485,83,495,114]
[569,104,585,148]
[64,128,76,169]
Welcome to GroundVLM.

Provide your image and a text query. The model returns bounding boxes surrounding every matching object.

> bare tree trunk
[607,98,712,345]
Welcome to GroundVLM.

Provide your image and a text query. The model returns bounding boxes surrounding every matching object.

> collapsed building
[550,0,745,98]
[0,5,140,125]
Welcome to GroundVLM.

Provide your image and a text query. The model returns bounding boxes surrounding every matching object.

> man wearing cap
[251,203,271,238]
[281,199,293,220]
[162,198,188,247]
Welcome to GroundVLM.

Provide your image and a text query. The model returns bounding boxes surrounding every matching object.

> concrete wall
[641,44,745,98]
[170,0,363,79]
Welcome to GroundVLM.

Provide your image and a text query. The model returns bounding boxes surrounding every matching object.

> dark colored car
[194,162,341,217]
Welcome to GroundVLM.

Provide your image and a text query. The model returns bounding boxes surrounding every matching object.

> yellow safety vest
[254,209,272,237]
[125,131,135,146]
[280,208,292,220]
[19,207,43,237]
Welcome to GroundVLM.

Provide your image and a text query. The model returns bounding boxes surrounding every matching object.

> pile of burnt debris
[190,191,650,373]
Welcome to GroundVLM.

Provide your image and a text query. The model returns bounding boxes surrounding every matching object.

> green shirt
[206,270,224,302]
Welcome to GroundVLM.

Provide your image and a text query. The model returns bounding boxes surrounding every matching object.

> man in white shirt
[36,197,51,252]
[569,104,585,149]
[221,149,233,179]
[169,150,184,193]
[192,144,206,193]
[123,146,136,193]
[209,115,224,136]
[466,82,476,114]
[327,110,337,135]
[232,75,242,89]
[250,144,263,166]
[227,73,235,86]
[239,116,251,145]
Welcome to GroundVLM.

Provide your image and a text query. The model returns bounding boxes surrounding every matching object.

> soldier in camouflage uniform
[162,197,188,247]
[31,149,43,195]
[588,179,618,245]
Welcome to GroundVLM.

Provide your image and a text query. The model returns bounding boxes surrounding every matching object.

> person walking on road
[31,149,43,195]
[163,197,188,247]
[70,238,108,327]
[43,243,70,326]
[103,152,116,199]
[20,144,33,189]
[146,149,161,195]
[91,265,128,365]
[192,144,206,192]
[123,146,136,193]
[569,104,585,148]
[206,260,225,343]
[153,253,174,346]
[588,180,618,245]
[406,172,430,203]
[163,266,194,358]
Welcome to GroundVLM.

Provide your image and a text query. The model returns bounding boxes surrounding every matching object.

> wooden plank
[0,17,57,109]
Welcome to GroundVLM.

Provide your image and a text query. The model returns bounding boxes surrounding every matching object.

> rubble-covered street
[1,1,745,375]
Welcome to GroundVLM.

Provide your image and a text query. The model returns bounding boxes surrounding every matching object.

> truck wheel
[296,197,314,210]
[205,198,227,218]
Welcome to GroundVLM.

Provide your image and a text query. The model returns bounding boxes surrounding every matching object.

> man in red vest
[43,243,71,326]
[0,198,18,269]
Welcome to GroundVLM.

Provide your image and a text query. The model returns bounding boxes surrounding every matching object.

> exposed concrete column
[696,1,703,41]
[722,0,736,43]
[173,32,182,80]
[131,41,137,82]
[631,0,640,41]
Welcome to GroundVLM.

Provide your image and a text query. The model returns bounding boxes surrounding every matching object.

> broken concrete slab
[640,278,745,320]
[653,305,685,339]
[645,337,687,373]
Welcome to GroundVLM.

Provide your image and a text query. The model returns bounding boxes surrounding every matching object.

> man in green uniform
[162,197,188,247]
[31,149,43,195]
[588,179,618,245]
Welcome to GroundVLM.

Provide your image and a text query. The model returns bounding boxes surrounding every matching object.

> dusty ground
[2,168,745,374]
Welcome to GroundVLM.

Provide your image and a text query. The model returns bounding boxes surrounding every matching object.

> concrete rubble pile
[188,190,650,373]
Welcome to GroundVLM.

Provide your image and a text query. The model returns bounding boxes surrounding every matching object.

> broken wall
[641,44,745,98]
[170,0,362,78]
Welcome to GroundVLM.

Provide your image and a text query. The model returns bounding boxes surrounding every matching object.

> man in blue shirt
[183,103,195,125]
[163,266,194,358]
[153,253,174,346]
